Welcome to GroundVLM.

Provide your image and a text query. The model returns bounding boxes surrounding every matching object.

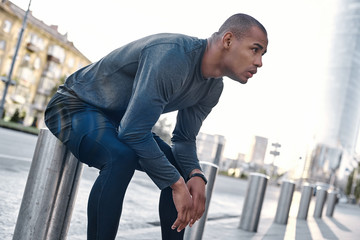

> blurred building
[0,0,91,127]
[306,0,360,187]
[246,135,268,167]
[219,153,246,172]
[196,132,225,165]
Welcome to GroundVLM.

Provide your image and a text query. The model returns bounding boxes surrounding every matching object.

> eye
[252,48,258,54]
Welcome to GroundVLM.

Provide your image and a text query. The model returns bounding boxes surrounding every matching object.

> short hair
[216,13,267,40]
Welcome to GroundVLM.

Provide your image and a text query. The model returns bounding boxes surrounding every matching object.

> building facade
[196,132,226,165]
[246,135,268,167]
[307,0,360,187]
[0,0,91,127]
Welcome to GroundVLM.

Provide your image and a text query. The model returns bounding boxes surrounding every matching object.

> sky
[11,0,341,171]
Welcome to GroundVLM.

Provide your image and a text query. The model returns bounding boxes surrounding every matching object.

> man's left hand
[186,172,206,227]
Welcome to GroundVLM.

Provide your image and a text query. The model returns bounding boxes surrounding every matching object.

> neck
[201,37,223,79]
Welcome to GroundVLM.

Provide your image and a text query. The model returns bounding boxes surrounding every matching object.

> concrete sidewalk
[202,202,360,240]
[111,201,360,240]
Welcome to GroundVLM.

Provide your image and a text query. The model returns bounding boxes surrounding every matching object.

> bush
[240,172,248,180]
[0,119,39,135]
[10,109,21,123]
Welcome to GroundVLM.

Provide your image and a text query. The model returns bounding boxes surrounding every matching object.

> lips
[249,69,257,75]
[247,69,257,78]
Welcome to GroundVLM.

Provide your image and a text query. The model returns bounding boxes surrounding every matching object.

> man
[45,13,268,240]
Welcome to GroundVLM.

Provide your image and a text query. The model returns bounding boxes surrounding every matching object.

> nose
[254,56,263,68]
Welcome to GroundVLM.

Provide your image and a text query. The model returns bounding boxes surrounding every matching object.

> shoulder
[140,34,206,62]
[142,33,205,52]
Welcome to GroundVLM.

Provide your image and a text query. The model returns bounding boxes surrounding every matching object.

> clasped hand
[170,176,206,232]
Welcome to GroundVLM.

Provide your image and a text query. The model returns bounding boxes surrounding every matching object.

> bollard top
[249,172,269,179]
[282,180,295,184]
[199,161,219,169]
[316,186,328,192]
[303,182,313,187]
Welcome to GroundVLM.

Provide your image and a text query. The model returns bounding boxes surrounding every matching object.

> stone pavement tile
[202,203,360,240]
[115,226,161,240]
[202,217,274,240]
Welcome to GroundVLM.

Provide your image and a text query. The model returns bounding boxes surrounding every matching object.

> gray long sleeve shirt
[59,33,224,189]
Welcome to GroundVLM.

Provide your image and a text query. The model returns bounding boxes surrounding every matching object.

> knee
[110,144,138,169]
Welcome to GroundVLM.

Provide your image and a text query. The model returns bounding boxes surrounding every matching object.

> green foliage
[355,179,360,201]
[218,171,228,176]
[345,170,354,195]
[0,119,39,135]
[10,109,21,123]
[9,109,26,123]
[51,75,67,97]
[240,172,248,179]
[257,168,267,175]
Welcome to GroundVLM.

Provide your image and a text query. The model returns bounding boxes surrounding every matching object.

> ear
[222,32,233,49]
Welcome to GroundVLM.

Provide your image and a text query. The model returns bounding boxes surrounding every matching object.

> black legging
[45,97,184,240]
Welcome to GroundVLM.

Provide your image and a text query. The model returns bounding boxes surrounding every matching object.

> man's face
[222,26,268,84]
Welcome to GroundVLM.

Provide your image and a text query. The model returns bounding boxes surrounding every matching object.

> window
[38,75,57,93]
[12,85,28,104]
[19,67,35,84]
[22,54,31,66]
[47,45,65,63]
[47,61,61,79]
[0,40,5,50]
[33,94,47,109]
[3,20,12,33]
[67,57,74,68]
[27,33,44,50]
[34,57,41,69]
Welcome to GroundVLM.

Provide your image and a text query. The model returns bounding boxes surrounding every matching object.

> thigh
[68,109,139,170]
[66,109,115,159]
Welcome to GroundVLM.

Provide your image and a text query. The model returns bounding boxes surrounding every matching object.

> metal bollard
[239,173,269,232]
[184,161,219,240]
[13,128,83,240]
[313,187,327,218]
[326,190,338,217]
[274,180,295,224]
[297,184,314,220]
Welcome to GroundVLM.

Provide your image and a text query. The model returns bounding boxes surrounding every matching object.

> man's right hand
[170,177,193,232]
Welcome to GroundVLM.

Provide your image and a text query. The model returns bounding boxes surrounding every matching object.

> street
[2,127,359,240]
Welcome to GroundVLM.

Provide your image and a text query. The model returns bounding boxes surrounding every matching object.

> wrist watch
[189,173,208,185]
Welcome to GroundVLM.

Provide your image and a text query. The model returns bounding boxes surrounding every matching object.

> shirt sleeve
[117,45,189,190]
[171,80,224,179]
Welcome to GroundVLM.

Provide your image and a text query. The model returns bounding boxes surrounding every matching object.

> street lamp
[0,0,32,119]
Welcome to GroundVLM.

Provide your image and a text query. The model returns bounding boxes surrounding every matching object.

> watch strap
[189,173,208,185]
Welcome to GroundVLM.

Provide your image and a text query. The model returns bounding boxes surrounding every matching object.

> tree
[50,75,66,97]
[346,170,354,196]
